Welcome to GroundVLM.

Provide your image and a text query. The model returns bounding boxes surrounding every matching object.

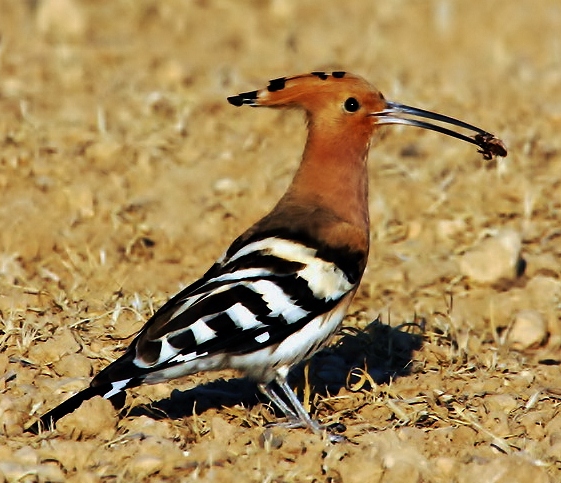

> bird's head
[228,71,507,160]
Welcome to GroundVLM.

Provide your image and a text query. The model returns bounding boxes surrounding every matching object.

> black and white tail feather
[28,228,362,439]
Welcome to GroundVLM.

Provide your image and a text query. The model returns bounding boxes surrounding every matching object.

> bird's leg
[275,376,321,432]
[258,382,299,421]
[273,375,346,443]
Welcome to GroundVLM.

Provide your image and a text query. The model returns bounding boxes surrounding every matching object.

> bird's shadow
[127,317,424,421]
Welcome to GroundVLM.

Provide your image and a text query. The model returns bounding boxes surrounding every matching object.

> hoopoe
[27,71,506,440]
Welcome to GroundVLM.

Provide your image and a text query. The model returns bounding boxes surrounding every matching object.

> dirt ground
[1,0,561,481]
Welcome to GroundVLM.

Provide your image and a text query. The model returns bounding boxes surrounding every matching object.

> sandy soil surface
[1,1,561,481]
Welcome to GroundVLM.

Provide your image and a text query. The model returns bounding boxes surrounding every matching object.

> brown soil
[1,1,561,482]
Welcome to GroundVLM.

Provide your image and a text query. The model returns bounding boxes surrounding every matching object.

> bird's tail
[25,380,130,434]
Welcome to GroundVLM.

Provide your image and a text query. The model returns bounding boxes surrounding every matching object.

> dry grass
[1,0,561,481]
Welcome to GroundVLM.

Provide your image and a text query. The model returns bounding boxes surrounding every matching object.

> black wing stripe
[245,278,309,324]
[167,326,196,350]
[269,274,331,313]
[178,268,273,301]
[163,284,271,337]
[221,253,305,275]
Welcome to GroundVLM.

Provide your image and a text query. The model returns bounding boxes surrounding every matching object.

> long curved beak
[372,101,507,160]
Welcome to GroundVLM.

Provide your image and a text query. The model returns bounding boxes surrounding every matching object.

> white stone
[459,229,522,284]
[507,310,548,350]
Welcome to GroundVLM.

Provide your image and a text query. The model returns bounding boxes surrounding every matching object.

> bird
[27,71,507,440]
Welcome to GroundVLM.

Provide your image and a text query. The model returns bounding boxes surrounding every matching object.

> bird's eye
[344,97,360,112]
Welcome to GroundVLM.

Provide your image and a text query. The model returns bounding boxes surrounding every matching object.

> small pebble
[434,456,458,478]
[259,429,284,450]
[436,218,467,240]
[0,462,31,482]
[63,185,95,219]
[36,0,86,41]
[53,353,92,378]
[213,177,242,197]
[484,394,518,414]
[507,310,548,350]
[28,329,80,365]
[0,396,25,436]
[459,229,523,284]
[56,396,117,439]
[128,454,165,479]
[36,462,66,483]
[13,446,39,466]
[458,455,550,483]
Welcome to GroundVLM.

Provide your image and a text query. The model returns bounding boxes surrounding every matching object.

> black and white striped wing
[93,234,362,386]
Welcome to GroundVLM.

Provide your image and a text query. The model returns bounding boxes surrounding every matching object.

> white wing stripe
[157,338,180,363]
[249,280,309,323]
[227,237,317,264]
[170,351,201,364]
[226,302,263,330]
[191,319,217,344]
[170,269,274,321]
[227,236,354,300]
[206,267,274,284]
[298,260,353,301]
[255,332,270,343]
[103,378,132,399]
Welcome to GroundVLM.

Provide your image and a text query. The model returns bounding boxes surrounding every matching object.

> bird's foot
[265,418,347,443]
